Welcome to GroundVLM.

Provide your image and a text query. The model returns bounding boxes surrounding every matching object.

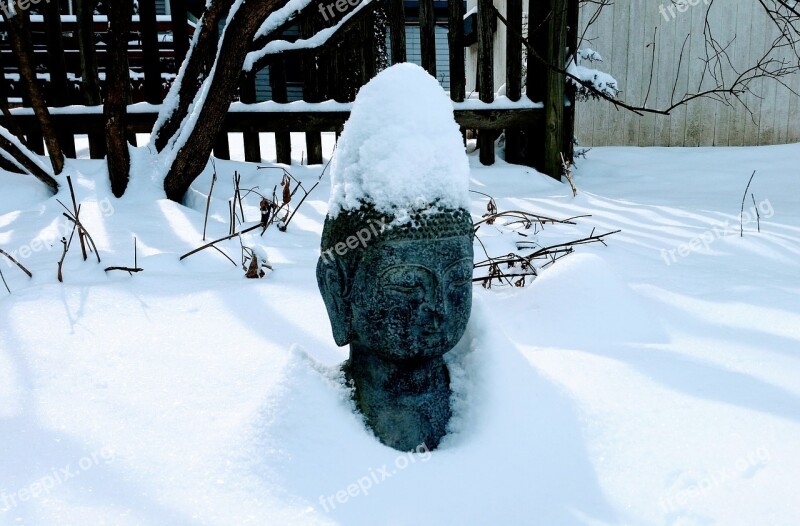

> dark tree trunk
[163,0,283,202]
[105,0,135,197]
[75,0,105,158]
[2,10,65,174]
[153,0,234,151]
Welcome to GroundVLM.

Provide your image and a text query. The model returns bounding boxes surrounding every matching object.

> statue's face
[349,236,473,361]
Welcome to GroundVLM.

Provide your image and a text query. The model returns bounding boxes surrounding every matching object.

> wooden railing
[1,101,542,162]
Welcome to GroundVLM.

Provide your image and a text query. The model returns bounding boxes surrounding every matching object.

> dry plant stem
[740,170,756,237]
[211,245,238,266]
[67,176,88,260]
[517,229,620,256]
[59,211,101,263]
[235,172,245,223]
[203,161,217,241]
[561,152,577,197]
[263,145,334,232]
[0,247,33,278]
[105,237,143,274]
[0,267,9,294]
[751,194,761,232]
[57,222,78,283]
[180,223,262,261]
[105,266,143,273]
[473,211,585,228]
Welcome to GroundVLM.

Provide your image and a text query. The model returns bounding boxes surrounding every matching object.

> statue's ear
[316,255,352,346]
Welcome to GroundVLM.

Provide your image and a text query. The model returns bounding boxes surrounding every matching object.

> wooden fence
[575,0,800,147]
[0,0,575,176]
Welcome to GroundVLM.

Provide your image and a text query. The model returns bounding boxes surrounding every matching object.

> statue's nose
[422,285,447,327]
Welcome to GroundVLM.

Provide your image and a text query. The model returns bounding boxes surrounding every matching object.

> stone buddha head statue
[316,63,473,451]
[317,205,474,451]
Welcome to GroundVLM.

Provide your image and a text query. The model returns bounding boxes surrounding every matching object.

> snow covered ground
[1,140,798,525]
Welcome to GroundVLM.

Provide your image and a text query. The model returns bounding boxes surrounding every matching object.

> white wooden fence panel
[575,0,800,147]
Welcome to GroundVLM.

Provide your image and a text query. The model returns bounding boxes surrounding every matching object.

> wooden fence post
[504,0,523,164]
[302,16,323,165]
[544,0,567,180]
[419,0,436,76]
[75,0,105,159]
[477,0,495,165]
[42,0,76,157]
[563,0,579,165]
[524,0,547,170]
[241,73,262,163]
[139,0,163,104]
[269,61,292,165]
[388,0,406,64]
[448,0,465,103]
[169,0,189,67]
[360,12,377,83]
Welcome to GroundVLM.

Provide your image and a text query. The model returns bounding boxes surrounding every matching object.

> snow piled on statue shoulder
[327,63,470,219]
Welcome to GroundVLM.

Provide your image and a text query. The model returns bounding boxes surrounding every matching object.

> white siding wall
[402,24,452,90]
[575,0,800,146]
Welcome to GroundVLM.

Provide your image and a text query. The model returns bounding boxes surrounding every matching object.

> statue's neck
[346,343,448,394]
[344,343,452,450]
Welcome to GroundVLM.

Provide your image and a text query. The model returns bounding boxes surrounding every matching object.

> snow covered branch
[245,0,375,72]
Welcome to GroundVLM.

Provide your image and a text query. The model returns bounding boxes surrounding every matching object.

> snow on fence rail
[0,101,543,162]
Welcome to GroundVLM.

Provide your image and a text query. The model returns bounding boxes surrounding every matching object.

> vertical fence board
[169,0,189,67]
[139,0,163,104]
[241,73,262,163]
[543,0,566,178]
[360,12,376,83]
[504,0,522,163]
[448,0,465,102]
[562,0,578,161]
[269,61,292,165]
[419,0,436,76]
[576,0,800,146]
[389,0,406,64]
[42,0,76,157]
[477,0,495,165]
[301,17,324,165]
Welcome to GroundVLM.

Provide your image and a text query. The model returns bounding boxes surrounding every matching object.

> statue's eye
[379,266,429,295]
[386,276,424,294]
[446,260,474,288]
